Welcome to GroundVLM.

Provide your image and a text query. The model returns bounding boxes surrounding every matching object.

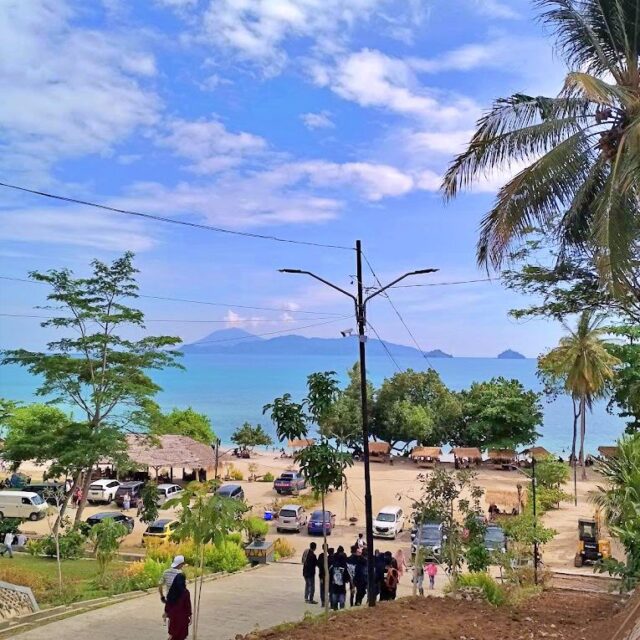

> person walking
[426,560,438,590]
[394,549,408,581]
[317,546,334,608]
[1,532,14,558]
[355,533,365,551]
[329,554,351,610]
[159,555,185,603]
[351,546,367,606]
[122,491,131,511]
[164,573,191,640]
[415,560,425,596]
[302,542,318,604]
[346,545,359,607]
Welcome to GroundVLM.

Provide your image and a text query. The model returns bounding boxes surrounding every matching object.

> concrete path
[13,562,423,640]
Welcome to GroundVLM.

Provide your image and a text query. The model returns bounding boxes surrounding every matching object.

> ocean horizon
[0,353,626,455]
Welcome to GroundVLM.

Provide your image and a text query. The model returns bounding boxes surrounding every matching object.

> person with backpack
[351,545,368,606]
[386,558,399,600]
[379,553,398,601]
[346,545,359,606]
[329,553,352,610]
[302,542,318,604]
[317,546,334,608]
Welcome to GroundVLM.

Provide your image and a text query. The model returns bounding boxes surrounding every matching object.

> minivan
[373,505,405,539]
[276,505,307,533]
[156,484,183,506]
[216,484,245,501]
[0,491,48,521]
[115,481,145,508]
[87,479,120,504]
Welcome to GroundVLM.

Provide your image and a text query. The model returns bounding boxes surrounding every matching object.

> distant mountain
[182,329,450,359]
[497,349,526,359]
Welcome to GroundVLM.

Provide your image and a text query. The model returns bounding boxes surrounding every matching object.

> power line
[391,277,493,288]
[362,253,434,368]
[366,320,402,373]
[0,181,353,251]
[0,275,343,317]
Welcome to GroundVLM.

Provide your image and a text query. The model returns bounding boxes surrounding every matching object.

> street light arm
[279,269,357,302]
[363,268,438,305]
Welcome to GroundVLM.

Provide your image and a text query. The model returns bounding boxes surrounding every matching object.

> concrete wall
[0,581,39,620]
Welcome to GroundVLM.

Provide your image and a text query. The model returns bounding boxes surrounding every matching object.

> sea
[0,354,626,455]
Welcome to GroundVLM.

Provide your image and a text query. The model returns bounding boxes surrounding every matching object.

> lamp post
[280,239,437,606]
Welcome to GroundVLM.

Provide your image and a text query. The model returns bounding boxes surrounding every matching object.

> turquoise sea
[0,354,626,455]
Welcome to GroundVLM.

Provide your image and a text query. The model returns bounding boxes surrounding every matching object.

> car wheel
[29,512,39,521]
[276,527,281,533]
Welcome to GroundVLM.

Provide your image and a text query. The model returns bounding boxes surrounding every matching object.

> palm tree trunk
[322,491,329,618]
[579,395,587,481]
[571,398,579,505]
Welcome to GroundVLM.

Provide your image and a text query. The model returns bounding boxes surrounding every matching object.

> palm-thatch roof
[452,447,482,460]
[487,448,517,462]
[288,438,315,450]
[521,446,552,460]
[485,489,527,510]
[126,434,216,470]
[369,442,391,455]
[410,446,442,459]
[598,446,619,459]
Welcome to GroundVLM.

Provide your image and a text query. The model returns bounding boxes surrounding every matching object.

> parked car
[87,479,120,504]
[156,483,184,506]
[7,472,30,489]
[307,510,336,536]
[25,482,65,505]
[142,518,178,543]
[216,484,245,501]
[411,522,443,558]
[484,525,507,553]
[373,505,406,539]
[273,471,306,495]
[276,505,307,533]
[115,481,145,508]
[85,511,135,533]
[0,490,47,521]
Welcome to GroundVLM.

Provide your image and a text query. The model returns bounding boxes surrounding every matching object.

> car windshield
[376,513,396,522]
[280,509,297,518]
[156,489,166,497]
[218,487,234,495]
[311,511,330,521]
[417,526,441,544]
[31,494,45,505]
[147,525,167,534]
[280,473,294,480]
[485,528,505,542]
[89,484,104,491]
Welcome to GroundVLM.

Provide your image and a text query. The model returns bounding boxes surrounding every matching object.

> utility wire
[366,320,402,373]
[0,181,353,251]
[362,253,434,368]
[391,277,493,288]
[0,275,343,317]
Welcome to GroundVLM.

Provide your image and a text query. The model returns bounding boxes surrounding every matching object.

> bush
[207,541,247,573]
[0,518,21,536]
[229,468,244,481]
[273,537,295,560]
[27,528,87,560]
[0,565,56,603]
[455,573,506,606]
[226,532,243,545]
[144,537,247,573]
[245,516,269,541]
[261,472,275,483]
[112,558,169,593]
[465,543,492,573]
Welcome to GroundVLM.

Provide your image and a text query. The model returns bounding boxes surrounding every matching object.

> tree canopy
[606,324,640,433]
[231,422,273,450]
[151,407,215,444]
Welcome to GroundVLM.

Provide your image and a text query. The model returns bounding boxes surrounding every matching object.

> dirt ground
[249,591,625,640]
[12,450,624,571]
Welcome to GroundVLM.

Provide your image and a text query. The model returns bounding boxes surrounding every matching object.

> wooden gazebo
[368,442,391,463]
[598,446,619,460]
[410,446,442,468]
[521,446,552,460]
[487,448,517,469]
[452,447,482,468]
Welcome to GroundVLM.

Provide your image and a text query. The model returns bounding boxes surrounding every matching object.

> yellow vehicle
[142,518,178,544]
[574,510,611,567]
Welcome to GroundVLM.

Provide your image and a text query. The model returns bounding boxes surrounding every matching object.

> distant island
[497,349,526,359]
[182,328,453,359]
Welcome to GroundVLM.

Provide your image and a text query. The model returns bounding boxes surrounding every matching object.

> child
[426,560,438,590]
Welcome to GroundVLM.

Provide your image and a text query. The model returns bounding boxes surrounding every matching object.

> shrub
[27,528,87,560]
[273,537,295,560]
[245,516,269,541]
[465,543,492,573]
[112,558,169,593]
[0,518,21,536]
[226,532,243,545]
[145,537,247,573]
[207,541,247,573]
[0,566,56,603]
[455,573,506,606]
[229,468,244,481]
[261,472,275,483]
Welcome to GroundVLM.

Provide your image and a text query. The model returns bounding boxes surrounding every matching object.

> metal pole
[532,456,539,586]
[356,240,377,607]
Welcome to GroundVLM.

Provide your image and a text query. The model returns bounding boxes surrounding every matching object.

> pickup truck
[273,471,306,495]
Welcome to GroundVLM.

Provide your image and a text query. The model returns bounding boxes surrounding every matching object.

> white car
[156,483,184,506]
[87,479,120,504]
[373,505,406,539]
[276,505,307,533]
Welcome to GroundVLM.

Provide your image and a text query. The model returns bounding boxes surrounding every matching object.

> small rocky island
[497,349,526,359]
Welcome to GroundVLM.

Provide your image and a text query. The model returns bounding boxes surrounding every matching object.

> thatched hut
[521,446,552,461]
[487,448,517,469]
[410,446,442,468]
[598,446,619,460]
[452,447,482,468]
[485,488,526,518]
[288,438,315,451]
[368,442,391,463]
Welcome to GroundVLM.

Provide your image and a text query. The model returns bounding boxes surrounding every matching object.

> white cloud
[0,0,159,179]
[301,111,335,129]
[469,0,521,20]
[158,117,267,174]
[0,208,156,252]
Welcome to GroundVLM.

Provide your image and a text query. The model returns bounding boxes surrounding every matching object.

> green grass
[0,555,130,608]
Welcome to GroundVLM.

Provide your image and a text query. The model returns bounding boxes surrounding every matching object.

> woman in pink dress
[394,549,408,580]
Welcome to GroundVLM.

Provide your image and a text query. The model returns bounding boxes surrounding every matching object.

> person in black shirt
[329,554,352,610]
[317,546,334,607]
[302,542,318,604]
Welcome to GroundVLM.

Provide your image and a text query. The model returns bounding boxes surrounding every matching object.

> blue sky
[0,0,571,357]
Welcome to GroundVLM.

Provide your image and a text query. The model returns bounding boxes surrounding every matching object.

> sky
[0,0,572,357]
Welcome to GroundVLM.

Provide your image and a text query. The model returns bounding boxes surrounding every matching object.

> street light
[280,239,438,606]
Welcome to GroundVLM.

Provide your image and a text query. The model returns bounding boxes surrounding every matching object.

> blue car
[307,510,336,536]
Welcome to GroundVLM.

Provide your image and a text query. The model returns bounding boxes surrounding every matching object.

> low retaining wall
[0,581,38,620]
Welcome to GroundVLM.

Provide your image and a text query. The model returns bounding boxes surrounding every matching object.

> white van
[276,504,307,533]
[373,505,405,539]
[156,484,183,506]
[0,491,48,521]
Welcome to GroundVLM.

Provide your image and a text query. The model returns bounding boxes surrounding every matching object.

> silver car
[276,505,307,533]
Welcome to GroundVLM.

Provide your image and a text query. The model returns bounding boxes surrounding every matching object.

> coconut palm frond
[563,71,634,107]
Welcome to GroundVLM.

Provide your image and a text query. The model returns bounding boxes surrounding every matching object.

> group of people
[302,533,427,609]
[0,531,27,558]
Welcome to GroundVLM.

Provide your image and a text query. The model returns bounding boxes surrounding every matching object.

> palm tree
[442,0,640,291]
[538,311,619,479]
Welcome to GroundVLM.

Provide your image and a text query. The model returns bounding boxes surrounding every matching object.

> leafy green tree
[167,485,247,639]
[90,518,128,585]
[373,368,460,450]
[449,378,542,450]
[231,422,273,451]
[138,481,160,526]
[606,324,640,433]
[2,253,182,522]
[443,0,640,292]
[539,311,619,478]
[151,407,215,444]
[0,399,19,436]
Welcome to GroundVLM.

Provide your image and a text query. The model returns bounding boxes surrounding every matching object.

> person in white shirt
[1,532,14,558]
[159,555,185,603]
